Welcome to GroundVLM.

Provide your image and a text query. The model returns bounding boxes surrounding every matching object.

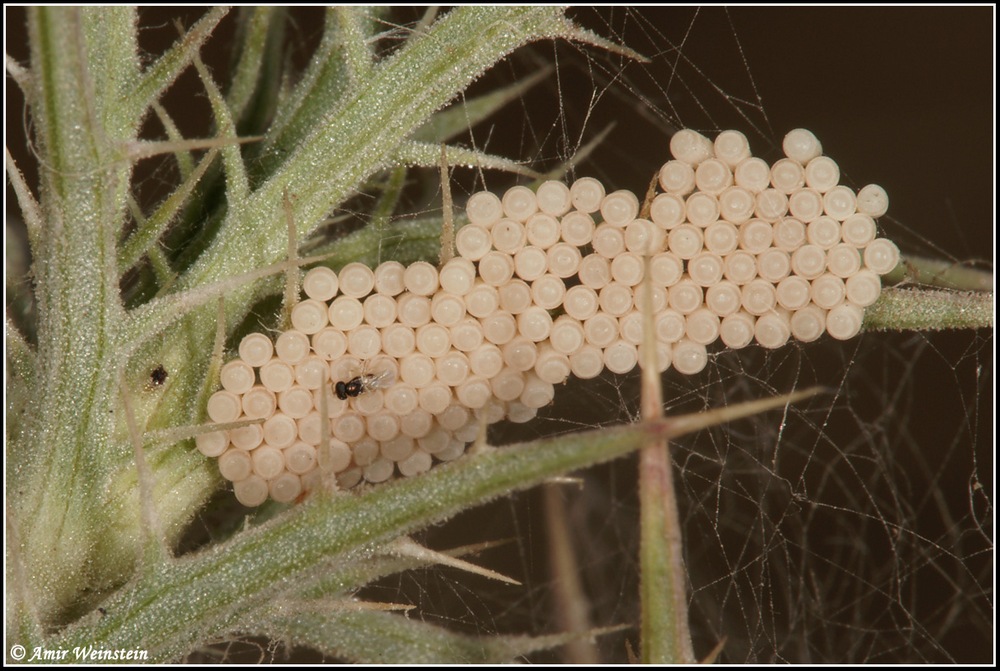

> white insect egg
[658,160,696,195]
[669,129,714,166]
[501,185,538,221]
[374,261,407,296]
[339,262,376,298]
[456,224,492,261]
[713,129,751,167]
[570,177,606,213]
[782,128,823,164]
[804,156,840,193]
[734,157,771,193]
[855,184,889,218]
[694,158,733,195]
[719,311,755,349]
[303,266,339,302]
[220,360,255,394]
[718,187,755,224]
[685,191,720,227]
[466,191,504,227]
[238,333,274,368]
[770,158,805,194]
[600,190,640,227]
[536,179,572,216]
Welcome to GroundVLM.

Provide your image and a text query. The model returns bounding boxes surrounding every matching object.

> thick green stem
[865,287,994,332]
[17,7,132,624]
[638,260,695,664]
[639,443,694,663]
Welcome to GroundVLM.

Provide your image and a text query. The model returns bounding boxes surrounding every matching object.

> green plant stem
[639,441,694,664]
[225,7,280,122]
[18,7,132,623]
[637,257,695,663]
[885,254,993,292]
[864,286,994,332]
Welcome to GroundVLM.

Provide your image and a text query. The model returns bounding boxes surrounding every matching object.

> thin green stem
[885,254,993,292]
[637,254,695,664]
[865,286,994,332]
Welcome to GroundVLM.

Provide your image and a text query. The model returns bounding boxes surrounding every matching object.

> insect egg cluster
[201,127,899,506]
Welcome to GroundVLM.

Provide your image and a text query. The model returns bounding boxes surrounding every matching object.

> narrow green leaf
[5,53,31,95]
[123,258,296,355]
[225,7,280,122]
[255,8,348,178]
[292,541,508,600]
[557,14,649,62]
[151,101,194,180]
[125,136,259,162]
[395,141,544,179]
[192,55,249,203]
[182,7,588,298]
[369,165,408,234]
[122,7,229,128]
[413,66,553,143]
[4,148,44,251]
[147,245,175,288]
[254,607,601,664]
[301,216,447,270]
[118,149,219,274]
[335,6,377,88]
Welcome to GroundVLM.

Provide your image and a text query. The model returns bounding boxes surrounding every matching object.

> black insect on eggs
[335,377,365,400]
[335,370,394,400]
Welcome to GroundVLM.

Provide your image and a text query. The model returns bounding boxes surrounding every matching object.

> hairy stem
[865,286,994,332]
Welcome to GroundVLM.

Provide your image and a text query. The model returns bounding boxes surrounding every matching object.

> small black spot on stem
[150,364,168,386]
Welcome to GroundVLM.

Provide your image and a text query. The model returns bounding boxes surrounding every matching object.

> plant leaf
[252,606,612,664]
[122,7,229,128]
[225,7,283,124]
[118,149,219,274]
[51,392,811,660]
[394,141,543,179]
[413,66,553,143]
